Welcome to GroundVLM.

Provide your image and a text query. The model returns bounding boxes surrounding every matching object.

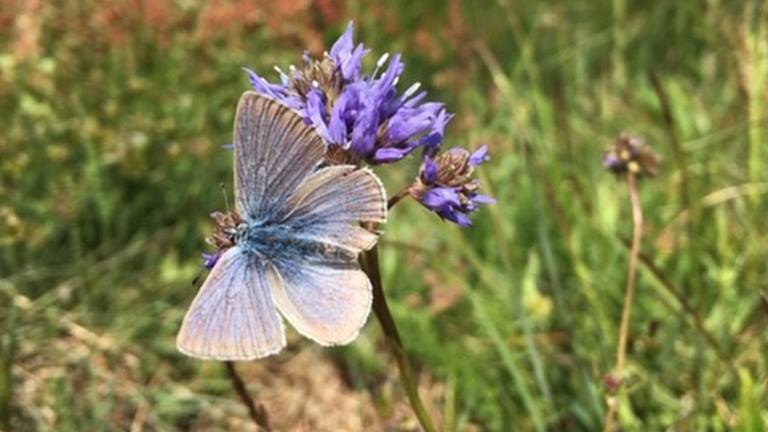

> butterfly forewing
[234,92,326,220]
[177,247,286,360]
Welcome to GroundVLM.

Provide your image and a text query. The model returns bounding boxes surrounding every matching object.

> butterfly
[177,91,387,360]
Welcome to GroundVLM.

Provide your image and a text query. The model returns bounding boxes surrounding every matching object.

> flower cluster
[604,134,660,177]
[245,22,452,165]
[203,22,495,269]
[409,145,495,226]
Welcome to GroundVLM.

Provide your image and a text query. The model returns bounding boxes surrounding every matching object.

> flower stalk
[225,361,272,431]
[603,171,644,432]
[362,244,437,432]
[387,186,411,209]
[355,193,437,432]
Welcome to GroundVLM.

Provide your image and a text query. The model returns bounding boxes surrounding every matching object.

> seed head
[604,134,660,177]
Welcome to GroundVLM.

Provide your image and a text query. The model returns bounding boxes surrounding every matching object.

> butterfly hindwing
[268,165,387,345]
[177,247,286,360]
[278,165,387,252]
[234,91,326,220]
[270,255,373,346]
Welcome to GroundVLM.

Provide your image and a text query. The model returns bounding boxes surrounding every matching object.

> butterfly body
[177,92,387,361]
[234,222,357,263]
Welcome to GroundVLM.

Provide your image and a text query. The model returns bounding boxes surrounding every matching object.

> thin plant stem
[361,192,436,432]
[603,172,643,432]
[363,245,437,432]
[224,361,271,431]
[387,186,411,210]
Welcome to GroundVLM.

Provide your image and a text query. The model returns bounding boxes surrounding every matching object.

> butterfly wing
[233,91,326,221]
[277,165,387,252]
[177,247,286,360]
[269,165,387,345]
[270,255,373,345]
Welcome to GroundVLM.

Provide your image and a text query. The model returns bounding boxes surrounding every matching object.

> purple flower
[330,23,369,82]
[243,21,452,165]
[244,68,304,112]
[202,253,220,270]
[410,145,495,227]
[469,144,490,166]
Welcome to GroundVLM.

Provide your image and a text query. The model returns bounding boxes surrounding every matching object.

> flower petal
[469,144,490,166]
[471,193,496,205]
[202,253,221,269]
[372,146,412,164]
[387,107,435,143]
[419,109,453,155]
[446,211,473,227]
[349,93,378,157]
[304,89,332,142]
[421,187,461,211]
[340,44,369,81]
[244,68,285,99]
[421,155,438,184]
[330,22,355,64]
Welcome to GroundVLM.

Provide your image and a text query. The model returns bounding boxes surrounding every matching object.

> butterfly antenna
[219,182,230,212]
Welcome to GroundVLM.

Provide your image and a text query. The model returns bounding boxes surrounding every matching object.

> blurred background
[1,0,767,430]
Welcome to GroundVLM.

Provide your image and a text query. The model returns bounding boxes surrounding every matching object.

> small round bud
[604,134,660,177]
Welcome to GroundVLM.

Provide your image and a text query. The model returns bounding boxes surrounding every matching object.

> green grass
[1,0,767,430]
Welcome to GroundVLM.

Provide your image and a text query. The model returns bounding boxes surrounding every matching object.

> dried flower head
[409,145,495,226]
[245,22,452,165]
[201,210,243,269]
[604,134,660,177]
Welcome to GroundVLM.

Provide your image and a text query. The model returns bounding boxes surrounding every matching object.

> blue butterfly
[177,92,387,360]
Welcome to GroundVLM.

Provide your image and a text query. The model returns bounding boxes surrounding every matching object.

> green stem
[603,172,643,432]
[363,245,437,432]
[387,186,411,209]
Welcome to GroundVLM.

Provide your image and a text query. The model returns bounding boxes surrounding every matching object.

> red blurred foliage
[315,0,345,23]
[197,0,266,37]
[1,0,349,54]
[2,0,44,59]
[197,0,337,52]
[89,0,177,45]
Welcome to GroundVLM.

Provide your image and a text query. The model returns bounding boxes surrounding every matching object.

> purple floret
[244,21,452,165]
[411,145,495,227]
